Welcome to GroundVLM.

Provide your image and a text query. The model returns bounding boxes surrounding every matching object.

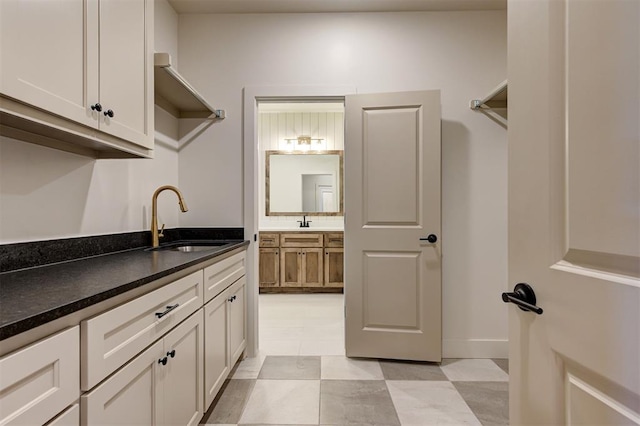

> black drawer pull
[167,349,176,358]
[158,357,168,366]
[155,303,179,318]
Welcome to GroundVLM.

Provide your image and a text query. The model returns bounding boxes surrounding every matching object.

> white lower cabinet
[81,311,204,426]
[81,270,203,391]
[204,286,230,408]
[204,275,247,408]
[0,327,79,426]
[228,277,247,367]
[4,248,246,426]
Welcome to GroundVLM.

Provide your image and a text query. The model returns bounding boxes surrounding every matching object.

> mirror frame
[265,150,344,216]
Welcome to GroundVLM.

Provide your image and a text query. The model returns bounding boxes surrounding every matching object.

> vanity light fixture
[283,136,325,148]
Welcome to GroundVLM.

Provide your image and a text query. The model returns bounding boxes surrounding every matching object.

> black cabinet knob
[104,109,114,118]
[90,103,102,112]
[167,350,176,358]
[158,357,168,366]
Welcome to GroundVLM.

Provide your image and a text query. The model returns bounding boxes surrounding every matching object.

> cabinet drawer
[81,270,203,390]
[324,232,344,247]
[0,327,79,426]
[259,233,279,247]
[204,251,246,302]
[46,404,79,426]
[280,233,323,248]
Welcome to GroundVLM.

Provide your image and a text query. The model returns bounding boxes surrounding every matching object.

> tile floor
[201,294,509,426]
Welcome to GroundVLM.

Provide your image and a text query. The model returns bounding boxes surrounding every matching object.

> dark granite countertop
[0,239,249,341]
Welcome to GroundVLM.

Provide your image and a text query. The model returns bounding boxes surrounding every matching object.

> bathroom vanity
[259,231,343,292]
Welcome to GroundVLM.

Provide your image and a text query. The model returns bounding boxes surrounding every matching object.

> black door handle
[420,234,438,243]
[502,283,543,315]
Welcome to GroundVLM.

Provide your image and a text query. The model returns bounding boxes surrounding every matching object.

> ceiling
[168,0,506,14]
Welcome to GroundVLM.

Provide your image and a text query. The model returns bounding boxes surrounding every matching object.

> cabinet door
[259,248,280,288]
[280,248,302,287]
[82,339,163,425]
[302,248,323,287]
[204,289,230,408]
[0,0,97,128]
[228,277,247,367]
[98,0,153,148]
[162,311,204,426]
[324,248,344,288]
[0,327,79,426]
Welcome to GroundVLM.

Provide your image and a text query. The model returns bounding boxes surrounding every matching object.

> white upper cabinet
[0,0,154,158]
[0,0,97,128]
[97,0,153,147]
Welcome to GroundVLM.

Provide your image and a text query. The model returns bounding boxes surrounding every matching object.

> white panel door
[0,0,97,127]
[345,91,441,361]
[508,0,640,423]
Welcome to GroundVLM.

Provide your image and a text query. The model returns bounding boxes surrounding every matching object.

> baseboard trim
[443,339,508,359]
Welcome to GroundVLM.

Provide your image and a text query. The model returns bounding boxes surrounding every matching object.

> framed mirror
[266,150,343,216]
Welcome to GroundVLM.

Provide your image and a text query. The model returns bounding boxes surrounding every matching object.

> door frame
[242,86,356,357]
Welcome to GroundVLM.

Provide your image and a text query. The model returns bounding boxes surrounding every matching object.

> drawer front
[0,327,79,426]
[46,403,79,426]
[81,270,203,390]
[259,233,279,247]
[324,232,344,247]
[280,233,323,248]
[204,251,246,302]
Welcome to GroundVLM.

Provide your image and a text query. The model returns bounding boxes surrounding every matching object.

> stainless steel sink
[170,245,221,252]
[148,241,233,252]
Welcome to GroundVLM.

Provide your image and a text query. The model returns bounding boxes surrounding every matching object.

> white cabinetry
[46,404,80,426]
[0,0,154,158]
[82,311,204,426]
[228,277,247,366]
[81,270,203,390]
[0,327,79,425]
[203,274,247,407]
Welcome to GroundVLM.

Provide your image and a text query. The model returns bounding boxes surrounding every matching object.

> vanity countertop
[0,240,249,341]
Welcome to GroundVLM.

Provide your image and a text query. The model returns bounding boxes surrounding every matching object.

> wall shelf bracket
[154,52,224,119]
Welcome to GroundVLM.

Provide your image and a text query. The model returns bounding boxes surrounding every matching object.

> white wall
[178,10,509,358]
[0,0,181,244]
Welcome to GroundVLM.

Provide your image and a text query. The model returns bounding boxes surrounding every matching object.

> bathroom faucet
[151,185,188,247]
[298,215,312,228]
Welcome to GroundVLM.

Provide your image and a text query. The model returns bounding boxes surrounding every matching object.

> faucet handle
[159,223,165,238]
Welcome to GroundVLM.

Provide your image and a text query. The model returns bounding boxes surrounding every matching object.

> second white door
[345,90,442,361]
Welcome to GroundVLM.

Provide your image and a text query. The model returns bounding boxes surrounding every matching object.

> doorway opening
[256,100,346,357]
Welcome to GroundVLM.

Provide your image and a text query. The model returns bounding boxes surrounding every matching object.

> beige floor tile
[238,380,320,425]
[441,359,509,382]
[386,381,481,425]
[320,356,383,380]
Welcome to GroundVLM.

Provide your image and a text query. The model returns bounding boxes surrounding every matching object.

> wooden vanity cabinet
[259,231,343,292]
